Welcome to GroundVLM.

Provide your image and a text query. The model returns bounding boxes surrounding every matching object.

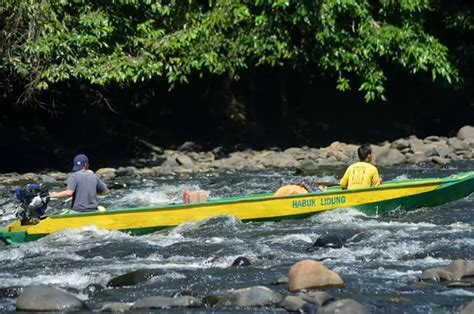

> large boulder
[373,147,407,165]
[457,125,474,141]
[288,259,344,291]
[16,285,86,311]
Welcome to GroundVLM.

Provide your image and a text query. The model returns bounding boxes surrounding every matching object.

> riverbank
[1,125,473,186]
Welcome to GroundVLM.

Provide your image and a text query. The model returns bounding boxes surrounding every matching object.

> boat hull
[1,171,473,244]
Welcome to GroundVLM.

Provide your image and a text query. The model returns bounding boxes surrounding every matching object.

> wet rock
[115,166,137,176]
[157,163,178,175]
[0,287,22,298]
[311,233,346,249]
[219,286,283,307]
[231,256,251,267]
[96,168,116,179]
[298,291,334,305]
[387,296,411,303]
[373,148,406,165]
[270,276,289,285]
[431,156,451,165]
[303,302,320,314]
[296,160,319,174]
[421,267,454,282]
[408,138,426,154]
[190,151,215,163]
[316,299,369,314]
[280,295,307,311]
[457,125,474,141]
[260,151,299,168]
[410,281,433,289]
[108,181,127,189]
[16,285,86,311]
[175,154,195,168]
[420,259,474,283]
[448,138,470,151]
[424,135,441,143]
[446,259,474,280]
[390,138,410,150]
[202,294,225,307]
[284,147,311,160]
[447,281,474,288]
[83,283,104,297]
[406,153,431,164]
[48,171,68,182]
[99,302,131,312]
[434,146,452,158]
[40,174,57,184]
[136,167,160,176]
[461,301,474,314]
[107,269,163,287]
[288,259,344,291]
[212,155,247,169]
[447,152,462,161]
[177,141,203,152]
[131,295,201,309]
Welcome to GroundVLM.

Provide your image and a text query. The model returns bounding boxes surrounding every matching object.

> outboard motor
[15,183,50,224]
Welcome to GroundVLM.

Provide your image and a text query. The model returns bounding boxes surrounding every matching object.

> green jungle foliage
[1,0,470,106]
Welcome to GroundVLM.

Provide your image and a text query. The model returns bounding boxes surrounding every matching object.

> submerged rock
[107,269,163,287]
[231,256,251,267]
[420,259,474,285]
[83,283,105,297]
[16,285,86,311]
[311,233,346,249]
[316,299,369,314]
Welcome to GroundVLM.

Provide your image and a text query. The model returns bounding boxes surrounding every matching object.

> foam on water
[437,289,474,297]
[0,270,109,290]
[41,225,134,244]
[267,233,314,245]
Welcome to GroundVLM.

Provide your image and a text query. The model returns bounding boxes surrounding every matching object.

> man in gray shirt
[49,154,109,212]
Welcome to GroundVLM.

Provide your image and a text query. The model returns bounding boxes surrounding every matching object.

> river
[0,162,473,313]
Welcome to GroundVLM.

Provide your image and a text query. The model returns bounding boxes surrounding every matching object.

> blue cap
[72,154,89,172]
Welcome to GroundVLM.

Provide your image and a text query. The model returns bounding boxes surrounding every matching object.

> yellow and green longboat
[1,171,473,245]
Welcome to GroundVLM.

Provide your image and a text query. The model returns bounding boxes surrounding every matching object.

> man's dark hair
[358,144,372,160]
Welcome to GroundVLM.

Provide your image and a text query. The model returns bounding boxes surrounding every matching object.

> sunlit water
[0,162,473,313]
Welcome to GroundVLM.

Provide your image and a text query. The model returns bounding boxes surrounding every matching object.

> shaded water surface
[0,162,473,313]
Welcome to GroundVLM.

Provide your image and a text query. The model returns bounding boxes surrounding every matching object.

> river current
[0,162,473,313]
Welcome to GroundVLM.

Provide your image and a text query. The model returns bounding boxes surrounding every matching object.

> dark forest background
[1,1,472,172]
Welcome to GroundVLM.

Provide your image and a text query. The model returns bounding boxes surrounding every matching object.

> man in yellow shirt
[340,144,381,189]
